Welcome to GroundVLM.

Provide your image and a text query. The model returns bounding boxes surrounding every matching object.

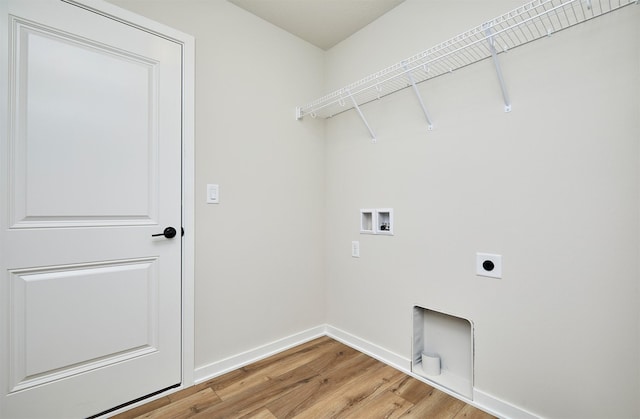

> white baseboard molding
[193,325,326,384]
[473,388,540,419]
[192,324,538,419]
[324,326,476,411]
[324,325,411,372]
[324,325,538,419]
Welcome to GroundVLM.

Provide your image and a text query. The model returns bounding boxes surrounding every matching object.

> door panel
[1,1,183,417]
[11,19,159,227]
[12,21,158,227]
[10,258,159,392]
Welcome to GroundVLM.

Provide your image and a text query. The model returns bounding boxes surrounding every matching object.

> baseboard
[324,326,474,409]
[324,325,538,419]
[324,325,411,372]
[473,388,539,419]
[192,324,538,419]
[193,325,326,384]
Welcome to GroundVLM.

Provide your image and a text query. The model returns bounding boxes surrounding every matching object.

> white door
[0,1,183,417]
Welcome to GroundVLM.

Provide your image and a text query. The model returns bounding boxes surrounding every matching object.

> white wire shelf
[296,0,637,135]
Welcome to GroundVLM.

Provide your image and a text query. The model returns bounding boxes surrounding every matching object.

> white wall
[324,1,640,418]
[105,0,640,417]
[106,0,327,368]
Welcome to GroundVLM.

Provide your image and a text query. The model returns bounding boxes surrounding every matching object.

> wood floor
[112,337,495,419]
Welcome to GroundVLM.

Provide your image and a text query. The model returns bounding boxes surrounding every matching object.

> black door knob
[152,227,177,239]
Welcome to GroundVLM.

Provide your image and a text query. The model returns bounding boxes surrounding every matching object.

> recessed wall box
[360,209,375,234]
[412,306,473,398]
[375,209,393,235]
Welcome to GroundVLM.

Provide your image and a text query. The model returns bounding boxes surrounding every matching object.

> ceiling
[227,0,406,50]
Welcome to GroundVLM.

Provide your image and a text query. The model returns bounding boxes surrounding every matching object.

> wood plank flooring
[112,337,494,419]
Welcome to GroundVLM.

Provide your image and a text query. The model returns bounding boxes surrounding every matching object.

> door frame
[69,0,197,397]
[23,0,195,405]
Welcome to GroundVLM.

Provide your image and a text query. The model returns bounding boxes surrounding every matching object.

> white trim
[0,1,10,416]
[325,325,537,419]
[473,388,540,419]
[65,0,196,383]
[64,0,191,43]
[325,325,410,372]
[109,326,326,416]
[67,0,197,402]
[179,17,196,391]
[325,326,467,402]
[85,0,194,391]
[194,326,326,384]
[112,324,537,418]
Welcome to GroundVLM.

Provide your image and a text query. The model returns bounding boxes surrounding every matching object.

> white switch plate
[206,184,219,204]
[351,241,360,258]
[476,253,502,278]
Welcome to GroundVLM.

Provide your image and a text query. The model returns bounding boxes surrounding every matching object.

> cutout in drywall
[412,306,473,399]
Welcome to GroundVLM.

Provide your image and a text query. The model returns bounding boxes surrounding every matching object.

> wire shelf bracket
[484,24,512,112]
[403,62,434,130]
[295,0,638,140]
[347,89,377,143]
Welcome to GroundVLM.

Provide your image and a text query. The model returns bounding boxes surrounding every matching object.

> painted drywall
[103,0,639,416]
[106,0,326,368]
[324,1,640,418]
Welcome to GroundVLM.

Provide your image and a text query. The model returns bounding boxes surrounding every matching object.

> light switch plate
[206,184,219,204]
[352,241,360,258]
